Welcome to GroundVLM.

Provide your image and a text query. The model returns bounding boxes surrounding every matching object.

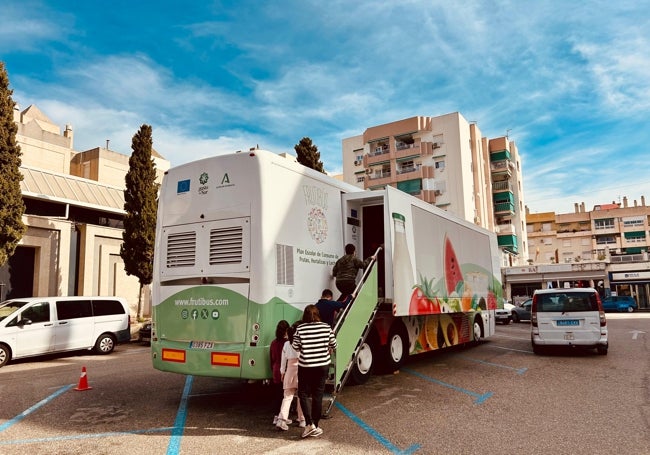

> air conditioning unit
[354,160,360,166]
[432,142,440,148]
[434,189,442,196]
[365,168,372,174]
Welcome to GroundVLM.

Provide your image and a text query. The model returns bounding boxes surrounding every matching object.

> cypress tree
[0,62,27,267]
[294,137,325,173]
[121,124,158,318]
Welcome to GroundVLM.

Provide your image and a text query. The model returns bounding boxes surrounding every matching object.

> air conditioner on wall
[354,160,360,166]
[432,142,440,148]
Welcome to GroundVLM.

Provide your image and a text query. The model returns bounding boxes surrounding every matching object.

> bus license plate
[557,320,579,326]
[564,333,575,340]
[190,341,214,349]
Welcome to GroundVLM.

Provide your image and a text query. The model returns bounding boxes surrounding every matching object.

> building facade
[504,197,650,309]
[0,104,169,320]
[341,113,529,267]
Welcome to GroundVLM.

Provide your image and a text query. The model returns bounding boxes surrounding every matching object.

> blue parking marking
[335,402,421,455]
[459,355,528,375]
[0,427,175,446]
[0,384,73,433]
[402,368,493,404]
[166,374,194,455]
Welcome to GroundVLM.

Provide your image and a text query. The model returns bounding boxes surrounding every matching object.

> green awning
[397,179,422,194]
[624,231,646,239]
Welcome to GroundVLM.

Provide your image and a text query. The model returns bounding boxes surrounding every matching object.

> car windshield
[535,292,599,312]
[0,300,29,322]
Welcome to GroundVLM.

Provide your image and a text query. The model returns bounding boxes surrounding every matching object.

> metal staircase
[322,247,382,416]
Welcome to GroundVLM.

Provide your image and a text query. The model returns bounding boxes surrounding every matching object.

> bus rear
[151,150,356,379]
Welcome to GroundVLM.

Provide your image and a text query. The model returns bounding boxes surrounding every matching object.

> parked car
[0,296,131,367]
[511,299,532,323]
[601,295,637,312]
[138,321,152,344]
[531,288,608,355]
[496,301,515,324]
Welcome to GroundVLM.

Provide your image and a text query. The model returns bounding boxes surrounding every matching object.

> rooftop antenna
[506,129,512,138]
[106,139,110,150]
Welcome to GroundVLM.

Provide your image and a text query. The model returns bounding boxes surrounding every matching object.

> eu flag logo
[177,179,191,194]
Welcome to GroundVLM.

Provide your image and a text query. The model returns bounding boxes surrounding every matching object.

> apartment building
[341,112,529,267]
[0,104,169,318]
[504,197,650,309]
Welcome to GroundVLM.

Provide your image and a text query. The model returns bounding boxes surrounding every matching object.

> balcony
[492,180,512,193]
[496,223,515,235]
[395,144,420,160]
[490,159,513,178]
[395,166,423,182]
[366,147,391,165]
[367,170,392,187]
[498,234,518,254]
[494,201,515,215]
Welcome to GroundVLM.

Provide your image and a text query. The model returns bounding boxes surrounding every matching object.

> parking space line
[166,374,193,455]
[335,402,421,455]
[0,427,175,446]
[0,384,73,433]
[459,356,527,375]
[402,368,492,404]
[488,345,533,354]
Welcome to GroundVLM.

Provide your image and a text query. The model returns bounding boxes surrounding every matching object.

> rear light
[531,295,538,327]
[595,294,607,327]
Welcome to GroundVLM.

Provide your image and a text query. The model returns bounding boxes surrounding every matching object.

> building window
[595,235,616,245]
[594,218,614,230]
[622,216,644,227]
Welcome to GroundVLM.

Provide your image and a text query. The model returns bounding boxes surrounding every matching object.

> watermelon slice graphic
[444,236,463,294]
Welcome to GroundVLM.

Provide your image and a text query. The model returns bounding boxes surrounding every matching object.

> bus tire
[348,331,378,385]
[472,316,484,345]
[383,322,409,373]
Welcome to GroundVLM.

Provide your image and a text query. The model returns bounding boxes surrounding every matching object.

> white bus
[151,149,502,390]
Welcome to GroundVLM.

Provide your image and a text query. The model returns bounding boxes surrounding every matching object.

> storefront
[503,262,607,302]
[608,269,650,310]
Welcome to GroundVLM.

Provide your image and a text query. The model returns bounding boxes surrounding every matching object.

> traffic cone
[74,366,93,391]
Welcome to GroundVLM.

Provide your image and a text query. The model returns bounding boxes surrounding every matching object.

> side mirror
[17,318,33,327]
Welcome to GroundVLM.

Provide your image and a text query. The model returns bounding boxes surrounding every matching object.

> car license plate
[557,319,579,326]
[564,333,575,340]
[190,341,214,349]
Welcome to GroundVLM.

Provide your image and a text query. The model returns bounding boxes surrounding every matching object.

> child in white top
[276,322,305,430]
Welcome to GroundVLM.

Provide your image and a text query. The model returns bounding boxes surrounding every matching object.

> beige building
[504,197,650,309]
[0,104,169,321]
[342,113,529,267]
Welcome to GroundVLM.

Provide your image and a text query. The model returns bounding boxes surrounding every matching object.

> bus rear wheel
[383,322,409,373]
[348,331,378,385]
[472,317,484,345]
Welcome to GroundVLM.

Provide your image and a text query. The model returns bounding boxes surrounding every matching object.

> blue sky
[2,0,649,214]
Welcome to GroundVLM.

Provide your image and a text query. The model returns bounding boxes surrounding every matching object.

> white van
[531,288,608,355]
[0,296,131,367]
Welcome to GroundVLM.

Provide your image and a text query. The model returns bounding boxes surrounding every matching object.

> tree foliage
[294,137,325,173]
[0,62,26,267]
[121,124,158,316]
